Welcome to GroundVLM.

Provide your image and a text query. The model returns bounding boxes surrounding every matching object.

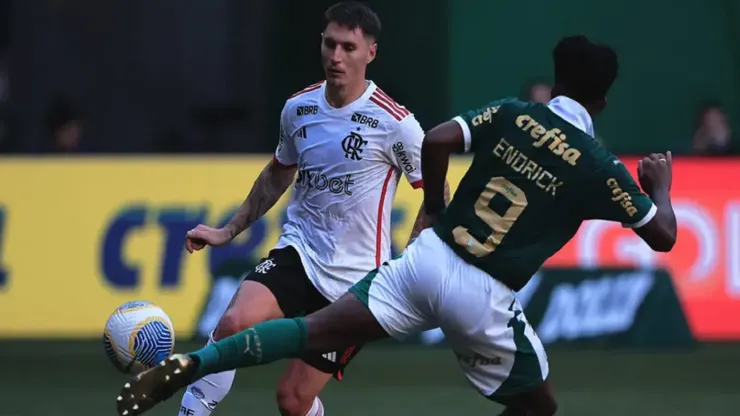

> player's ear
[367,42,377,64]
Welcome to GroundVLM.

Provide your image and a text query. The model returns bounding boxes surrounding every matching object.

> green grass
[1,341,738,415]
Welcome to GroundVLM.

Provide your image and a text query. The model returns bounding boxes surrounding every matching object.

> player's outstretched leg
[115,293,388,416]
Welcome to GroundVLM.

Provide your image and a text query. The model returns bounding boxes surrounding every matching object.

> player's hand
[637,151,673,196]
[185,225,233,253]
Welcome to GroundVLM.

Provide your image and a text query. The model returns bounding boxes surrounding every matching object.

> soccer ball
[103,300,175,374]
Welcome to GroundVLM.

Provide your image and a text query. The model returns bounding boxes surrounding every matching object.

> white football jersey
[273,80,424,302]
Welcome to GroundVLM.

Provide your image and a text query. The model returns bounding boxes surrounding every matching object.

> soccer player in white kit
[173,3,436,416]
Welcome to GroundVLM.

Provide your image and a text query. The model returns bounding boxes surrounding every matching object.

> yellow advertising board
[5,156,738,340]
[0,157,471,338]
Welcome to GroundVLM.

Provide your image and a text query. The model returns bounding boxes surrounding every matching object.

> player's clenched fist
[185,224,233,253]
[637,151,673,195]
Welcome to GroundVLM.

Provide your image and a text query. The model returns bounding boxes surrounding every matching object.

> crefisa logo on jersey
[455,351,502,368]
[606,178,638,217]
[471,105,500,126]
[516,115,581,166]
[296,105,318,116]
[342,131,367,161]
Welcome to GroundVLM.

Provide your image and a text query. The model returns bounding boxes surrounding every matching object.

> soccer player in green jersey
[116,35,677,416]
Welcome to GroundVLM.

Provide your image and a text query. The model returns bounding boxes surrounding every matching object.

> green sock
[188,318,308,379]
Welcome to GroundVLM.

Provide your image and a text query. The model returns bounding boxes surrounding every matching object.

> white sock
[305,397,325,416]
[178,334,236,416]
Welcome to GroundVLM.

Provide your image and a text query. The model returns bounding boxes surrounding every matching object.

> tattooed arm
[186,100,298,253]
[224,159,297,239]
[405,180,451,247]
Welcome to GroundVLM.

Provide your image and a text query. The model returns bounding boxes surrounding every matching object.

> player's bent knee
[212,311,246,340]
[213,309,270,340]
[213,281,284,340]
[275,383,317,416]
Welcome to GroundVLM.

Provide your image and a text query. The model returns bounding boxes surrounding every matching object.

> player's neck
[324,79,368,109]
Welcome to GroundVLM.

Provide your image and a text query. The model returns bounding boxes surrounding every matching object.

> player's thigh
[214,279,283,338]
[275,359,333,414]
[216,247,311,339]
[348,229,446,340]
[438,259,549,405]
[299,283,366,382]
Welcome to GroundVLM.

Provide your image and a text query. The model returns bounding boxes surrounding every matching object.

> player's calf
[275,361,331,416]
[180,280,285,415]
[275,382,318,416]
[276,394,325,416]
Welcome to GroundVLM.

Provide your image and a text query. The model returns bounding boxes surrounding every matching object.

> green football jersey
[433,98,656,291]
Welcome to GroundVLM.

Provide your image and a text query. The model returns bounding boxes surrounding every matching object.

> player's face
[321,22,376,87]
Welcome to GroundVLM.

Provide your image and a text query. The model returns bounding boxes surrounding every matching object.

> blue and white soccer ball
[103,301,175,374]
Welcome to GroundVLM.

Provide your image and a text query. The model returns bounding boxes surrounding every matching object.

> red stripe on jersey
[373,93,406,119]
[376,167,395,266]
[410,179,424,189]
[272,154,297,169]
[289,82,323,99]
[370,96,404,121]
[375,88,410,118]
[372,89,407,117]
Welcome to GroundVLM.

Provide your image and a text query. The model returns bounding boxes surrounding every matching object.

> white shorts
[349,228,549,402]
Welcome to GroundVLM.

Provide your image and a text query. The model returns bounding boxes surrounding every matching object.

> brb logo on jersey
[351,112,379,128]
[296,105,318,116]
[342,131,367,161]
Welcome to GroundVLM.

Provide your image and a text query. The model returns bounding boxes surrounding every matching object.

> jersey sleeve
[388,114,424,189]
[274,103,298,167]
[583,158,657,228]
[451,98,513,153]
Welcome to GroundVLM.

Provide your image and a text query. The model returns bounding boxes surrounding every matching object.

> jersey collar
[546,96,595,137]
[319,80,377,113]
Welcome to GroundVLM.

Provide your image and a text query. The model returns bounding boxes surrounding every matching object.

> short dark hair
[553,35,618,102]
[324,1,381,41]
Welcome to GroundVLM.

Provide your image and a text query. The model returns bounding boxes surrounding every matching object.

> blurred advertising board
[0,156,736,340]
[545,157,739,340]
[0,157,424,338]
